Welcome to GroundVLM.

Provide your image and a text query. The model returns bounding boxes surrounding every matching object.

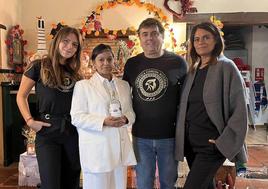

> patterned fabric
[254,81,268,113]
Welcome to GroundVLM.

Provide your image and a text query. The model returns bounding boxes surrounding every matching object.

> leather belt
[40,113,71,133]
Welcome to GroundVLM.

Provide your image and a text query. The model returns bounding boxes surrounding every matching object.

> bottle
[109,91,122,118]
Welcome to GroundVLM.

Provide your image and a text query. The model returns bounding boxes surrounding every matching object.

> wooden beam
[173,12,268,26]
[0,24,6,30]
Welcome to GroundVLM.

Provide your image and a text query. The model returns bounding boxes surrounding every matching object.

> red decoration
[126,40,135,49]
[5,25,27,73]
[164,0,197,18]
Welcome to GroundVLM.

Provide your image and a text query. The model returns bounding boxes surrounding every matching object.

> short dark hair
[189,22,224,72]
[137,17,165,35]
[91,44,114,61]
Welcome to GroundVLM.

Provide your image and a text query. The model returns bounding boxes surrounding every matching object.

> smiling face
[93,50,115,80]
[193,28,216,59]
[139,26,164,58]
[58,33,79,63]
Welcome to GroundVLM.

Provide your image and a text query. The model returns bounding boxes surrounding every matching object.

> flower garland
[81,0,169,38]
[210,15,224,36]
[81,0,178,49]
[5,25,27,73]
[48,22,67,39]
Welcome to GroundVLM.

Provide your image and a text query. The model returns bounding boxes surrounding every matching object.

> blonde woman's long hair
[40,26,83,88]
[188,22,224,73]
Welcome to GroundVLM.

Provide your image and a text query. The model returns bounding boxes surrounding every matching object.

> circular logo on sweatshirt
[135,69,168,101]
[57,76,75,92]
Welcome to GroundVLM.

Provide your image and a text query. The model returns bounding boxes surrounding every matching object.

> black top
[24,60,76,134]
[186,66,219,145]
[123,51,187,139]
[24,60,75,115]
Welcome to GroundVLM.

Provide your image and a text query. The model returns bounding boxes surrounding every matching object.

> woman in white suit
[70,44,136,189]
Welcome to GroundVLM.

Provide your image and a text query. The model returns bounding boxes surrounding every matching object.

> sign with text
[255,68,264,81]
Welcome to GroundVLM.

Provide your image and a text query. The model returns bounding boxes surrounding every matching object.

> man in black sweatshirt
[123,18,187,189]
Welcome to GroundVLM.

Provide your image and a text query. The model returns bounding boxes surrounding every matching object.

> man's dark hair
[137,18,165,35]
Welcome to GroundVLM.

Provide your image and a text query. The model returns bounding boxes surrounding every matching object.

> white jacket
[71,73,137,173]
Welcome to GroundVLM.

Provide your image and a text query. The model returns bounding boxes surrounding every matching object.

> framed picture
[12,38,23,65]
[6,25,25,73]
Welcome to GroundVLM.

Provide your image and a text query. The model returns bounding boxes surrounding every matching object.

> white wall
[195,0,268,13]
[0,0,21,28]
[2,0,268,68]
[252,26,268,88]
[18,0,268,52]
[20,0,175,52]
[251,26,268,124]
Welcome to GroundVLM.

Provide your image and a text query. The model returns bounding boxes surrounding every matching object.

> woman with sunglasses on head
[175,22,248,189]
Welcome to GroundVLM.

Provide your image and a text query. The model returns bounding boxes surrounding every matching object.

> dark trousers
[35,130,81,189]
[183,137,225,189]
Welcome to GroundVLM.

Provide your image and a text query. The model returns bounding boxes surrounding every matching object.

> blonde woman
[17,26,82,189]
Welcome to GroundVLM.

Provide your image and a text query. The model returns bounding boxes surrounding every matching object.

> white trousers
[82,166,127,189]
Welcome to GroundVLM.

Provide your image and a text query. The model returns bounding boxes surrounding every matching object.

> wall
[195,0,268,13]
[252,26,268,92]
[1,0,268,66]
[20,0,176,52]
[251,26,268,124]
[0,0,21,69]
[19,0,268,53]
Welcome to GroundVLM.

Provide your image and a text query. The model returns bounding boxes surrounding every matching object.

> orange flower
[129,26,136,31]
[121,29,127,35]
[102,2,109,9]
[113,30,118,35]
[94,31,100,36]
[104,28,110,34]
[51,23,57,28]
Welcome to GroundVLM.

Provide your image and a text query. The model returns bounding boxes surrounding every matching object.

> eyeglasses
[193,34,213,43]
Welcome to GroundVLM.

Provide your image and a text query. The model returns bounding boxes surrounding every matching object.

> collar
[95,72,116,84]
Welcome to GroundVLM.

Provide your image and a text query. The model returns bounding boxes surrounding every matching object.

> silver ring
[44,114,50,120]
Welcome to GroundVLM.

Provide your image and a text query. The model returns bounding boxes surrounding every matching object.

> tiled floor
[235,125,268,189]
[235,144,268,189]
[0,162,35,189]
[0,126,267,189]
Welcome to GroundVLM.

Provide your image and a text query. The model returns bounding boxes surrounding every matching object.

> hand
[27,119,51,132]
[104,116,126,127]
[208,139,216,144]
[119,115,128,124]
